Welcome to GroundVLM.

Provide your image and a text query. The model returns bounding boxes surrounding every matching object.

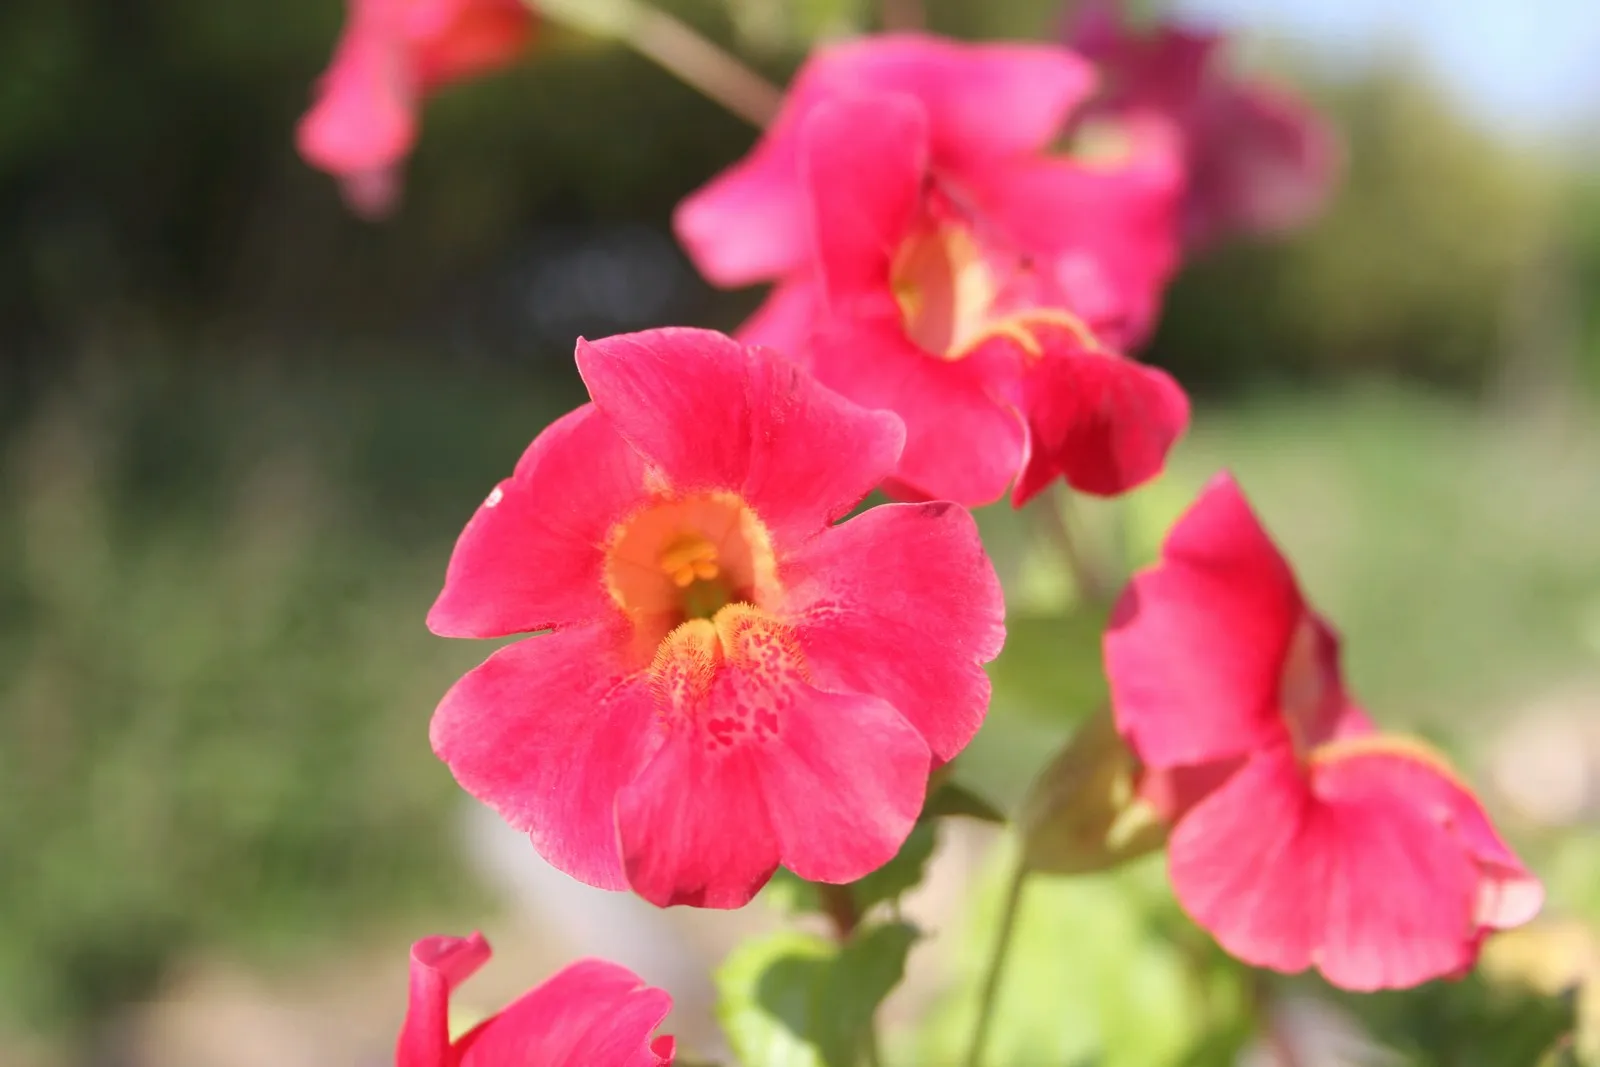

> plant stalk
[962,858,1029,1067]
[532,0,782,127]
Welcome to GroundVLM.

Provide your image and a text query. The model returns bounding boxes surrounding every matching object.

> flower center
[891,217,1107,362]
[604,492,778,630]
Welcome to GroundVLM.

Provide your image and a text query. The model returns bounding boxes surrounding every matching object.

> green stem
[819,882,859,941]
[1036,486,1111,606]
[962,859,1029,1067]
[531,0,782,127]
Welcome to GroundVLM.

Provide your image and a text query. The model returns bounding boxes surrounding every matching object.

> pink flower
[398,932,674,1067]
[427,327,1005,908]
[297,0,533,218]
[1066,0,1340,249]
[799,91,1188,505]
[1104,473,1542,990]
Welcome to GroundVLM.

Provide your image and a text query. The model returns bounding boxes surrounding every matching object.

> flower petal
[802,35,1095,170]
[575,329,904,541]
[1307,745,1510,988]
[296,0,417,179]
[1105,472,1308,768]
[1172,745,1483,990]
[1010,343,1189,503]
[809,321,1024,506]
[735,275,821,359]
[1312,738,1543,938]
[802,92,931,303]
[409,0,533,89]
[430,625,658,891]
[398,933,493,1067]
[674,34,1094,288]
[427,403,647,638]
[616,730,780,909]
[963,133,1185,349]
[457,958,673,1067]
[784,501,1005,761]
[758,685,929,885]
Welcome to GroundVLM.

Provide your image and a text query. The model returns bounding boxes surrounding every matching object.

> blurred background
[2,0,1598,1064]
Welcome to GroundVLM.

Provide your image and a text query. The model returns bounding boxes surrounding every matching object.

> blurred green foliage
[0,354,583,1032]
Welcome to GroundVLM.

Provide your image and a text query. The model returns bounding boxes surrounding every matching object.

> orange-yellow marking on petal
[891,221,1108,362]
[605,491,779,626]
[1307,732,1468,790]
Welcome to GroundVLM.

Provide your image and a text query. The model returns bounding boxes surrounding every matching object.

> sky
[1172,0,1600,138]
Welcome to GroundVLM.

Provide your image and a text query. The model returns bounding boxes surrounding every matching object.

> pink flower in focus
[428,328,1004,908]
[799,92,1188,506]
[398,932,674,1067]
[1066,0,1339,249]
[1104,473,1542,990]
[297,0,533,218]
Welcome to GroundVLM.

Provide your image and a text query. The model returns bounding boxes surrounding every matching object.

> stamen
[658,534,721,588]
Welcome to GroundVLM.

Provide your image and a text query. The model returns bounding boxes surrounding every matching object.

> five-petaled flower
[1065,0,1340,250]
[1103,473,1542,990]
[428,327,1005,908]
[398,932,674,1067]
[676,34,1189,507]
[298,0,534,217]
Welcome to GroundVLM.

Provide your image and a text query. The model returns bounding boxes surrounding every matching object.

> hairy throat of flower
[890,222,1104,362]
[605,491,780,636]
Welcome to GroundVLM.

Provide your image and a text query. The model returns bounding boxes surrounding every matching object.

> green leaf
[762,820,939,918]
[849,819,938,912]
[717,923,919,1067]
[923,779,1007,824]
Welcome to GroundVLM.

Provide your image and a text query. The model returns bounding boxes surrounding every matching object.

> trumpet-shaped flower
[398,933,674,1067]
[428,328,1004,908]
[799,92,1189,505]
[675,33,1183,356]
[298,0,533,217]
[1066,0,1339,249]
[1104,473,1542,989]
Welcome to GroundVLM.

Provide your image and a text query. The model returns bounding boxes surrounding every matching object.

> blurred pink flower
[398,933,674,1067]
[800,92,1189,505]
[675,34,1188,506]
[1065,0,1340,249]
[297,0,534,218]
[1105,473,1542,990]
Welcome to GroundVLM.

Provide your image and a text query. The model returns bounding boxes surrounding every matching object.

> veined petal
[1105,472,1309,768]
[430,624,658,891]
[457,958,673,1067]
[809,321,1024,507]
[802,92,931,304]
[399,933,493,1067]
[1171,746,1483,990]
[576,329,904,542]
[1010,342,1189,504]
[427,404,647,638]
[1311,737,1543,940]
[784,502,1005,761]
